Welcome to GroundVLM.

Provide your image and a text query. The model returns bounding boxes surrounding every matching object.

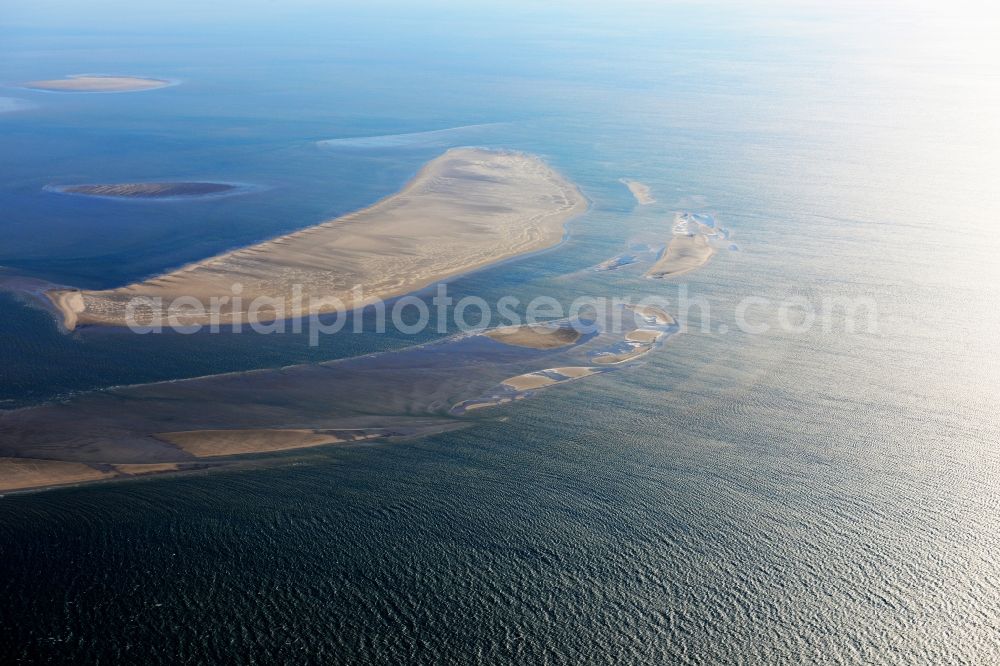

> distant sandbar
[23,75,172,93]
[51,182,239,199]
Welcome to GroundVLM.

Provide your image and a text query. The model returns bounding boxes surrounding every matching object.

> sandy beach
[47,148,586,330]
[23,75,171,93]
[620,179,655,205]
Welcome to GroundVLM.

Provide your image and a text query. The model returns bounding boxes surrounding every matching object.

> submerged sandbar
[23,75,171,93]
[53,182,239,199]
[47,147,586,330]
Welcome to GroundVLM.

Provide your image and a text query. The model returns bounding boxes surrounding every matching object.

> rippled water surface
[1,1,999,663]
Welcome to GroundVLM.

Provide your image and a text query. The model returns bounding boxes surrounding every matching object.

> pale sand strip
[156,428,379,458]
[620,179,655,205]
[0,457,112,492]
[112,463,183,475]
[23,75,171,92]
[484,325,581,350]
[645,233,715,279]
[47,148,586,330]
[462,401,509,412]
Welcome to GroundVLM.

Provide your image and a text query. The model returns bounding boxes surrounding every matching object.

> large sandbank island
[46,148,586,331]
[22,75,172,93]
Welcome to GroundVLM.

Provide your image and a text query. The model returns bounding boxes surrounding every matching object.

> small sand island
[484,324,581,350]
[52,182,239,199]
[22,75,172,93]
[47,148,586,331]
[620,178,655,205]
[646,212,719,279]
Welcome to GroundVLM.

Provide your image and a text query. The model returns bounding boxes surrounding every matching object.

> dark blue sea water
[2,1,999,662]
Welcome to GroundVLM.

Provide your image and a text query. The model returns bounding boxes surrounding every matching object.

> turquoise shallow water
[2,1,1000,662]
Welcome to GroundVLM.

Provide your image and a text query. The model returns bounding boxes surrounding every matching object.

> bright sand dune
[0,457,112,492]
[620,179,655,205]
[47,148,586,330]
[484,324,581,350]
[157,429,379,458]
[23,75,171,92]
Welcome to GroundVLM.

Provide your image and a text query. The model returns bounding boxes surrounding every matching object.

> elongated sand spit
[47,148,586,330]
[620,179,655,205]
